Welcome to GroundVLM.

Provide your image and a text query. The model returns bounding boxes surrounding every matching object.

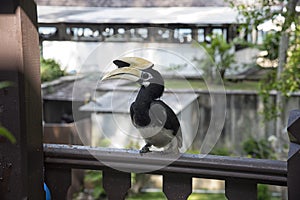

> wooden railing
[44,144,287,200]
[44,108,300,200]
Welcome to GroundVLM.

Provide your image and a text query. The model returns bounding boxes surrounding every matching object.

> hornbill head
[102,57,164,100]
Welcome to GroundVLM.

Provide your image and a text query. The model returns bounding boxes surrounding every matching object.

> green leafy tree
[259,8,299,121]
[278,25,300,96]
[228,0,299,123]
[198,34,236,82]
[40,58,65,82]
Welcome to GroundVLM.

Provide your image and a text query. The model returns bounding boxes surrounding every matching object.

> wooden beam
[0,0,43,199]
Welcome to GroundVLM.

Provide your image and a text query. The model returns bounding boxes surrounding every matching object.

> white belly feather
[133,101,181,152]
[138,126,174,148]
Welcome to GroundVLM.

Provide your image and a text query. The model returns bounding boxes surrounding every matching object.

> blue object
[44,182,51,200]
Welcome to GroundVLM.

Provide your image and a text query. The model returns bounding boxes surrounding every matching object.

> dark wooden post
[204,26,212,43]
[0,1,44,199]
[287,110,300,200]
[103,169,131,200]
[163,174,192,200]
[227,25,237,42]
[225,179,257,200]
[45,167,71,200]
[191,28,198,42]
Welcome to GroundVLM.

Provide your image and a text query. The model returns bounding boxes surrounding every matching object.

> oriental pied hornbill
[102,57,182,153]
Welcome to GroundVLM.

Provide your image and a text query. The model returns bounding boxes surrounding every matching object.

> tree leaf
[0,126,16,144]
[0,81,13,90]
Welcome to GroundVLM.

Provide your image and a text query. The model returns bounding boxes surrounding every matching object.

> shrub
[40,58,65,82]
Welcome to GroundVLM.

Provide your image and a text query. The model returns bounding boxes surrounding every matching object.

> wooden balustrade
[44,144,287,200]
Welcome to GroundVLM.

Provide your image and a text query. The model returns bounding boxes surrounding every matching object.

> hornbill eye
[141,72,152,81]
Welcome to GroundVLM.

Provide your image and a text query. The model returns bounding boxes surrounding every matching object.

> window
[174,28,192,43]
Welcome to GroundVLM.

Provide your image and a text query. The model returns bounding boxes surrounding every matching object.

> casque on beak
[101,57,154,82]
[113,57,154,70]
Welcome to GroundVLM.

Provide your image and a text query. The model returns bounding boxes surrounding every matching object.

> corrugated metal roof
[37,6,239,25]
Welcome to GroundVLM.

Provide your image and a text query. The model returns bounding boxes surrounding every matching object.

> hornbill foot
[139,144,151,153]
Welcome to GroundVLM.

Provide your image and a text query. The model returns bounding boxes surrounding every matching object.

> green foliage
[280,25,300,95]
[84,170,105,199]
[126,140,140,149]
[278,66,300,96]
[200,34,236,80]
[258,71,279,121]
[0,81,16,144]
[210,147,233,156]
[242,137,275,159]
[0,126,16,144]
[127,192,226,200]
[258,184,272,200]
[258,32,281,60]
[186,149,200,154]
[98,138,111,147]
[130,173,152,195]
[40,58,65,82]
[259,27,300,120]
[0,81,13,90]
[257,32,281,120]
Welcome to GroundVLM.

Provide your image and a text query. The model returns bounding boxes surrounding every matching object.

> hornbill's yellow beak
[101,67,142,82]
[101,57,153,82]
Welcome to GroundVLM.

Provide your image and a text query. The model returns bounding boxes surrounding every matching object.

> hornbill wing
[151,100,180,133]
[151,100,182,148]
[130,101,167,130]
[130,100,182,149]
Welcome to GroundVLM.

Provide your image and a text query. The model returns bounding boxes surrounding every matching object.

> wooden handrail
[44,144,287,185]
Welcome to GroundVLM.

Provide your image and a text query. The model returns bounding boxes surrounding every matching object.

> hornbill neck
[133,83,164,127]
[135,83,164,107]
[136,68,165,106]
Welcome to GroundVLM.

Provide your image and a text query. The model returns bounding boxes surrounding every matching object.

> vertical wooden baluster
[103,169,131,200]
[45,167,71,200]
[225,179,257,200]
[287,110,300,200]
[163,173,192,200]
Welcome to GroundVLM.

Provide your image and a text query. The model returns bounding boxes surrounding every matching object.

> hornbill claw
[139,144,151,153]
